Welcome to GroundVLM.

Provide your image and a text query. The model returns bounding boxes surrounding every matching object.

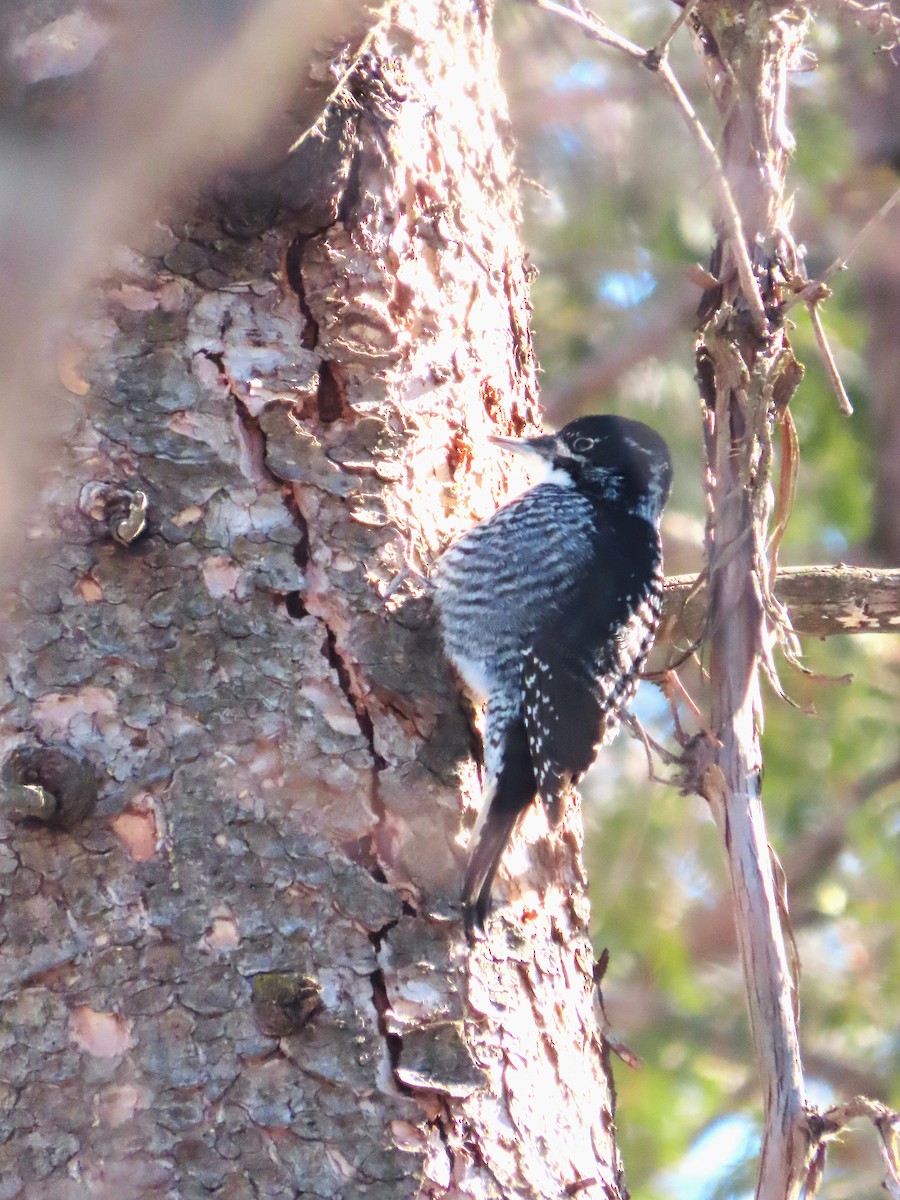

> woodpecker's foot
[463,899,489,942]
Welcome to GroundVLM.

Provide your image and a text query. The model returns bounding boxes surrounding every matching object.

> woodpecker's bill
[433,415,672,936]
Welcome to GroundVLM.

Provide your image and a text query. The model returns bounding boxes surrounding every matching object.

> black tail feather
[462,806,520,939]
[462,717,536,938]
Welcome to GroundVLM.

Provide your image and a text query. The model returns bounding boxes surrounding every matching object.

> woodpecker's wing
[521,511,662,819]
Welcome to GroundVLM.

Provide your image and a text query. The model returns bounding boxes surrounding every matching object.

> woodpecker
[433,414,672,936]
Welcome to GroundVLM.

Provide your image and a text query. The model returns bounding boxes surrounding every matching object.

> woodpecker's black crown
[491,414,672,518]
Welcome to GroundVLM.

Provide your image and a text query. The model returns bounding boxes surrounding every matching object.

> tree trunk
[0,3,618,1197]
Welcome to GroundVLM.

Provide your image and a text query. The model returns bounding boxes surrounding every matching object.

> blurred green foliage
[497,4,900,1197]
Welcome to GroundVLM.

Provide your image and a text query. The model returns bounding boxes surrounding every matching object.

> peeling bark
[0,3,618,1198]
[692,5,815,1199]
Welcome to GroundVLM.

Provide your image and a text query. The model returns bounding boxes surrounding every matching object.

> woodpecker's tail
[462,717,536,938]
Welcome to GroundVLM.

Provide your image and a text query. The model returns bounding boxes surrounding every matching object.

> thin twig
[784,181,900,311]
[622,711,682,777]
[518,0,646,60]
[654,59,768,334]
[518,0,768,333]
[806,301,854,416]
[761,410,805,673]
[818,181,900,283]
[778,183,900,419]
[648,0,700,64]
[665,668,720,744]
[817,1097,900,1200]
[767,410,799,571]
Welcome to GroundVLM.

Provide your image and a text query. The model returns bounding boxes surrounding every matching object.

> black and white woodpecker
[433,415,672,936]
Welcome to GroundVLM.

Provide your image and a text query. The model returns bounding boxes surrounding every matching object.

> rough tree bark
[0,0,360,562]
[0,3,621,1198]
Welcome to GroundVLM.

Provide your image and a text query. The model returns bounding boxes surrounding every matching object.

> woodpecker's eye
[572,436,595,453]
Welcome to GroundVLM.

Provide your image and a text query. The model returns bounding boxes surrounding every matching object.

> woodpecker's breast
[433,483,598,697]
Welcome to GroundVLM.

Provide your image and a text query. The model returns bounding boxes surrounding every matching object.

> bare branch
[660,565,900,643]
[816,1097,900,1200]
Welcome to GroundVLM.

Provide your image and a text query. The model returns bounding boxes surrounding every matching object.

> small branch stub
[79,482,149,546]
[1,745,99,830]
[1,782,58,822]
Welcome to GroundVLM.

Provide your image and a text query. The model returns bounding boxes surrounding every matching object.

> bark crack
[218,334,408,1109]
[284,234,319,350]
[321,626,384,769]
[369,926,405,1085]
[318,620,395,888]
[316,359,348,423]
[199,349,272,490]
[231,389,272,485]
[220,343,389,874]
[202,351,313,621]
[283,221,354,424]
[429,1107,457,1188]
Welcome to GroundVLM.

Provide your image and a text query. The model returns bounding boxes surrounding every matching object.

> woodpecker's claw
[460,795,521,942]
[463,900,488,942]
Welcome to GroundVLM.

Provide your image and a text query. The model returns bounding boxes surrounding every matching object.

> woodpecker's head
[489,415,673,520]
